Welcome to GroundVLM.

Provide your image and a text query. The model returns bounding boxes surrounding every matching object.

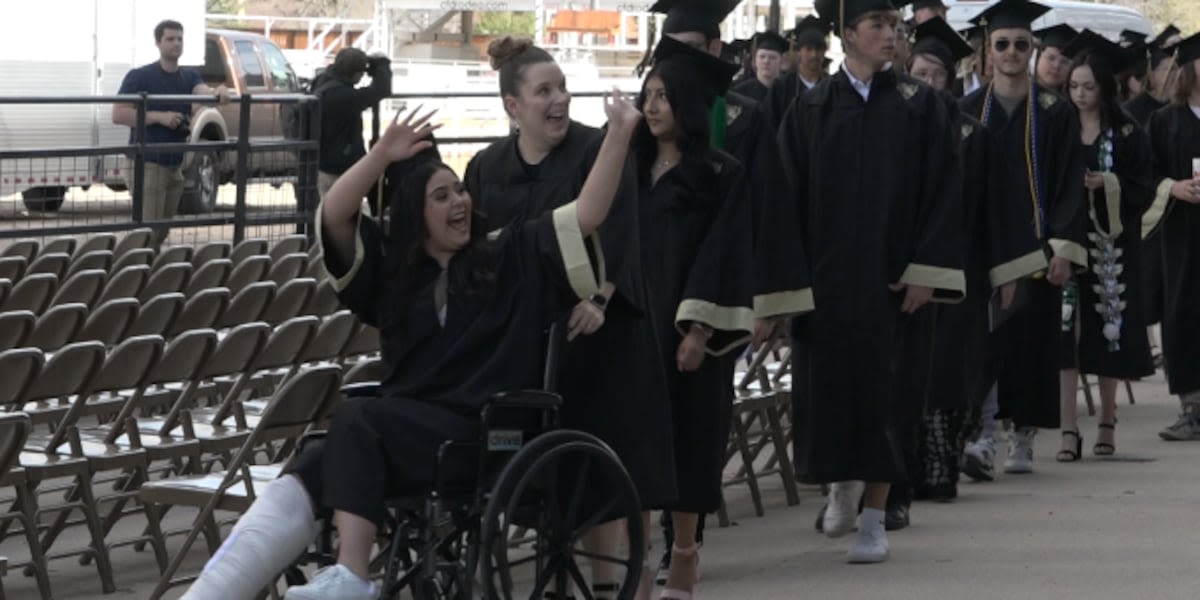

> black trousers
[286,396,479,525]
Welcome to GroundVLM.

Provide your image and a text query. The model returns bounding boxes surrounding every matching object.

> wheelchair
[283,383,646,600]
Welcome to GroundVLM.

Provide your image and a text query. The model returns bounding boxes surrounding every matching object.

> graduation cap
[1063,28,1137,74]
[1151,24,1182,50]
[1175,32,1200,67]
[789,15,831,48]
[720,38,752,66]
[912,16,974,69]
[1148,43,1171,68]
[814,0,898,33]
[912,0,945,9]
[1119,29,1149,48]
[969,0,1051,33]
[753,31,789,54]
[649,0,740,38]
[651,35,739,99]
[1034,23,1078,50]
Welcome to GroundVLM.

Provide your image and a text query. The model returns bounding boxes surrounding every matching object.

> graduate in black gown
[635,41,755,599]
[904,16,1039,504]
[1033,24,1078,95]
[958,0,1087,476]
[765,16,832,129]
[646,0,815,580]
[733,30,788,104]
[1125,35,1180,368]
[779,0,963,564]
[182,103,643,599]
[1056,31,1156,462]
[461,38,672,594]
[1148,34,1200,442]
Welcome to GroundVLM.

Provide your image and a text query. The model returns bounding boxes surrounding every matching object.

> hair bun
[487,36,534,71]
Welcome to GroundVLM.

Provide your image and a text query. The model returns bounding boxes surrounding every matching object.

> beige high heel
[659,544,699,600]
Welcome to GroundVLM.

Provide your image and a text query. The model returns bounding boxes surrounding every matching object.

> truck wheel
[180,151,219,214]
[21,186,68,212]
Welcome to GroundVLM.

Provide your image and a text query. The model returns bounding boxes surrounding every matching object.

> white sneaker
[962,436,997,482]
[1003,428,1036,474]
[1159,410,1200,441]
[846,528,890,564]
[822,481,864,539]
[285,565,378,600]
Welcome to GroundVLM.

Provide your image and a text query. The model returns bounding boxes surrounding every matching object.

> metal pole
[132,93,146,227]
[769,0,782,32]
[233,95,251,244]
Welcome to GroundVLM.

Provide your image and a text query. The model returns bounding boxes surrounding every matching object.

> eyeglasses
[993,38,1032,53]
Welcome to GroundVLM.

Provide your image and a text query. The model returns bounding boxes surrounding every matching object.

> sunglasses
[993,38,1032,53]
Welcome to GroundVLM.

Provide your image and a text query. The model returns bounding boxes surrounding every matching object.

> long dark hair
[379,160,497,327]
[1068,52,1131,132]
[633,60,719,204]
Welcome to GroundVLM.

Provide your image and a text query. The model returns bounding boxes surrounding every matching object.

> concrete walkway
[6,371,1198,599]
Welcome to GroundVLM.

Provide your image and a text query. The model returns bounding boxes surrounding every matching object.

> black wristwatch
[589,293,608,309]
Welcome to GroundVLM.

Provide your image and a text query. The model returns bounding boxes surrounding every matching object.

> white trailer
[0,0,205,210]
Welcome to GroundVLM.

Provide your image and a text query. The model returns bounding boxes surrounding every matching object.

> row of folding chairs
[0,274,339,354]
[0,314,379,598]
[2,232,312,275]
[0,248,329,317]
[0,230,158,271]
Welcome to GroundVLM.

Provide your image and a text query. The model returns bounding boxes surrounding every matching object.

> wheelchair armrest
[481,390,562,432]
[486,390,562,411]
[340,382,381,399]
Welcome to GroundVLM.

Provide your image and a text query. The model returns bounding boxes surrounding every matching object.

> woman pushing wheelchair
[182,92,643,600]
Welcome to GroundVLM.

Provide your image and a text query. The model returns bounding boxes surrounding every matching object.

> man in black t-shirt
[112,19,228,246]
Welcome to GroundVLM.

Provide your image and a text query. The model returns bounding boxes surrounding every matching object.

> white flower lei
[1087,129,1125,352]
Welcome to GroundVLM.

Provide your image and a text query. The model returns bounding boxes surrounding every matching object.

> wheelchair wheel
[477,430,645,600]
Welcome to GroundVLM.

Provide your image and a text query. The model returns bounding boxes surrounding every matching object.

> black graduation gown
[779,70,964,484]
[731,77,769,104]
[718,91,814,319]
[1148,105,1200,396]
[639,151,754,513]
[959,85,1087,429]
[927,105,1022,412]
[1059,126,1156,379]
[319,207,587,413]
[1124,93,1169,324]
[301,204,591,520]
[1124,93,1166,129]
[763,70,824,130]
[463,121,676,509]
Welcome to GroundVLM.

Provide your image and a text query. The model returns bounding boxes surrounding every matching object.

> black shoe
[655,544,670,585]
[914,482,958,503]
[885,504,910,531]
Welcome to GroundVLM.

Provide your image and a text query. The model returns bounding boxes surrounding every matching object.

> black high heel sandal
[1056,430,1082,462]
[1094,422,1116,456]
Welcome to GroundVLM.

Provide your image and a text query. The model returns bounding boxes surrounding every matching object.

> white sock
[860,508,885,537]
[182,475,321,600]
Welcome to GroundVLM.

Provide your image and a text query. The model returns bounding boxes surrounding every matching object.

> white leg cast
[182,475,321,600]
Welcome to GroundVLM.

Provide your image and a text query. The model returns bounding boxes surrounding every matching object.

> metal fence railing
[0,88,627,253]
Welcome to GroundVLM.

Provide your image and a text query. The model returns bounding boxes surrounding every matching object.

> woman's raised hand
[603,86,642,136]
[377,106,442,162]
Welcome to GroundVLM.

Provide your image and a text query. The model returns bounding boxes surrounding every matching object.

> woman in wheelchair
[182,96,643,600]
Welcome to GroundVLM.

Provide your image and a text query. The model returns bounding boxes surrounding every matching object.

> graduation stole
[979,81,1047,240]
[710,96,728,149]
[1088,128,1126,352]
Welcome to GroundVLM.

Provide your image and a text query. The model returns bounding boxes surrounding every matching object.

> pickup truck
[179,29,303,213]
[0,24,302,214]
